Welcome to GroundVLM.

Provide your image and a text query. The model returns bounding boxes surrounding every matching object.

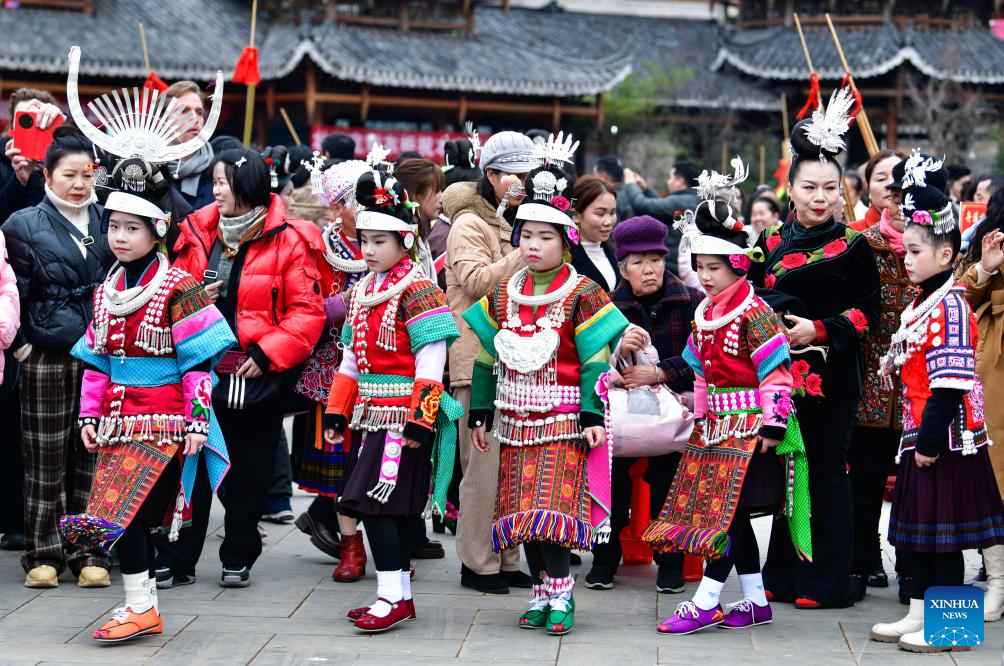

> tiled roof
[0,0,773,108]
[713,21,1004,84]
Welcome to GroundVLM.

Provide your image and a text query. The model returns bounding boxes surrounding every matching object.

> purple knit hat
[613,215,669,262]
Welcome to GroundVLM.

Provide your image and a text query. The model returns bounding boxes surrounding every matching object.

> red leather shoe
[347,598,415,622]
[333,532,366,583]
[795,597,824,609]
[353,598,413,633]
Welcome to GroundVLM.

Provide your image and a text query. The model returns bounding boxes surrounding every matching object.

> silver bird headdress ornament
[696,156,749,204]
[66,46,223,166]
[800,87,855,161]
[900,149,945,190]
[675,156,758,260]
[464,121,481,167]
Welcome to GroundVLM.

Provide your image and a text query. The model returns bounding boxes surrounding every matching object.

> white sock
[692,576,725,611]
[122,572,152,613]
[738,573,768,607]
[400,570,412,601]
[368,570,404,618]
[146,577,160,613]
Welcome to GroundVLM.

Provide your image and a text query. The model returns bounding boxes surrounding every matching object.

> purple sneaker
[720,598,773,628]
[656,601,725,634]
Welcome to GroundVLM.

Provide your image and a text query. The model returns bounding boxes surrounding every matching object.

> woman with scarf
[292,156,372,582]
[171,147,325,588]
[5,127,116,589]
[749,90,881,609]
[849,149,903,233]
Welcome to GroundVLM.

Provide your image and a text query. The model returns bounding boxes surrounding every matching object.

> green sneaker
[519,584,550,629]
[546,594,575,635]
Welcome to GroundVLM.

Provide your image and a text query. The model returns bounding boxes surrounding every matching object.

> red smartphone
[215,350,248,375]
[11,111,62,161]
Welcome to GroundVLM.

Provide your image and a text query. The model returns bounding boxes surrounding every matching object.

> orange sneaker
[92,606,163,642]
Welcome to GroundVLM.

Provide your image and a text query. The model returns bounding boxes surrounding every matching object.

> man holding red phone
[1,88,64,224]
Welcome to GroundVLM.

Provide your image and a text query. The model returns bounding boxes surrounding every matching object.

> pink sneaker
[720,598,773,628]
[656,601,725,634]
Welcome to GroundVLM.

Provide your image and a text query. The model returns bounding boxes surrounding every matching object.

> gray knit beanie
[479,131,535,173]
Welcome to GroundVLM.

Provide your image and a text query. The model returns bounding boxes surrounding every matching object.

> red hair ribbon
[232,46,261,86]
[840,72,864,125]
[795,72,820,121]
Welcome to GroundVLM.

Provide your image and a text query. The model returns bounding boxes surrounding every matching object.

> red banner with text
[310,126,489,163]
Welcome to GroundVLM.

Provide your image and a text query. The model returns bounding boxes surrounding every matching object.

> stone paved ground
[0,490,1001,664]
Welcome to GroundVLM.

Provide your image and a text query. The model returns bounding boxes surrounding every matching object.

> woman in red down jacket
[171,147,325,587]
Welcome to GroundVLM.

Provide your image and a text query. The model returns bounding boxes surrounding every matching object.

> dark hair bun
[52,124,83,140]
[693,199,749,249]
[790,117,843,161]
[445,139,476,170]
[903,183,950,215]
[355,170,414,224]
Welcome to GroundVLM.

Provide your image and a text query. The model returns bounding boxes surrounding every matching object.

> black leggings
[522,542,570,584]
[117,522,157,576]
[364,515,411,571]
[910,551,964,600]
[703,508,760,583]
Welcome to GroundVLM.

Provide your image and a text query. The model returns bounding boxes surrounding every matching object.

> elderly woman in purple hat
[584,215,705,593]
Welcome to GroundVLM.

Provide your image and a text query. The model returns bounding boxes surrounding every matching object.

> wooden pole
[139,23,151,71]
[824,13,879,156]
[721,142,728,173]
[242,0,259,146]
[279,107,302,145]
[793,13,823,109]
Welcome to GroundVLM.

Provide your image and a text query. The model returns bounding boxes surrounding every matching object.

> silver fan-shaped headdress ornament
[66,46,224,166]
[798,86,855,162]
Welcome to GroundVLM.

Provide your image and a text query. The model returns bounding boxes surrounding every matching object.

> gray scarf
[219,205,267,252]
[171,143,214,197]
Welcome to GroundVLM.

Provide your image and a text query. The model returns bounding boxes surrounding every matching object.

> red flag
[143,70,168,92]
[232,46,261,86]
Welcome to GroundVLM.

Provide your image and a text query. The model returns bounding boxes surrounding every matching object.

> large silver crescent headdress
[66,45,224,162]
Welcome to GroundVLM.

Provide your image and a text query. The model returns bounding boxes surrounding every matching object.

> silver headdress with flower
[794,87,855,162]
[511,132,579,242]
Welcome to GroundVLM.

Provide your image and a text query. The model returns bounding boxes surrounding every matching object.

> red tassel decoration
[840,72,864,125]
[232,46,261,86]
[143,70,168,93]
[795,72,820,121]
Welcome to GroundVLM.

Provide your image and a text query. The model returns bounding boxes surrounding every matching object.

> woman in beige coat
[958,196,1004,621]
[443,130,535,594]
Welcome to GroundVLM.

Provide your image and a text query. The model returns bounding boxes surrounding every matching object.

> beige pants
[454,386,520,575]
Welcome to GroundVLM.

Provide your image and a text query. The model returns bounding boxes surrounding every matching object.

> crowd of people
[1,60,1003,655]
